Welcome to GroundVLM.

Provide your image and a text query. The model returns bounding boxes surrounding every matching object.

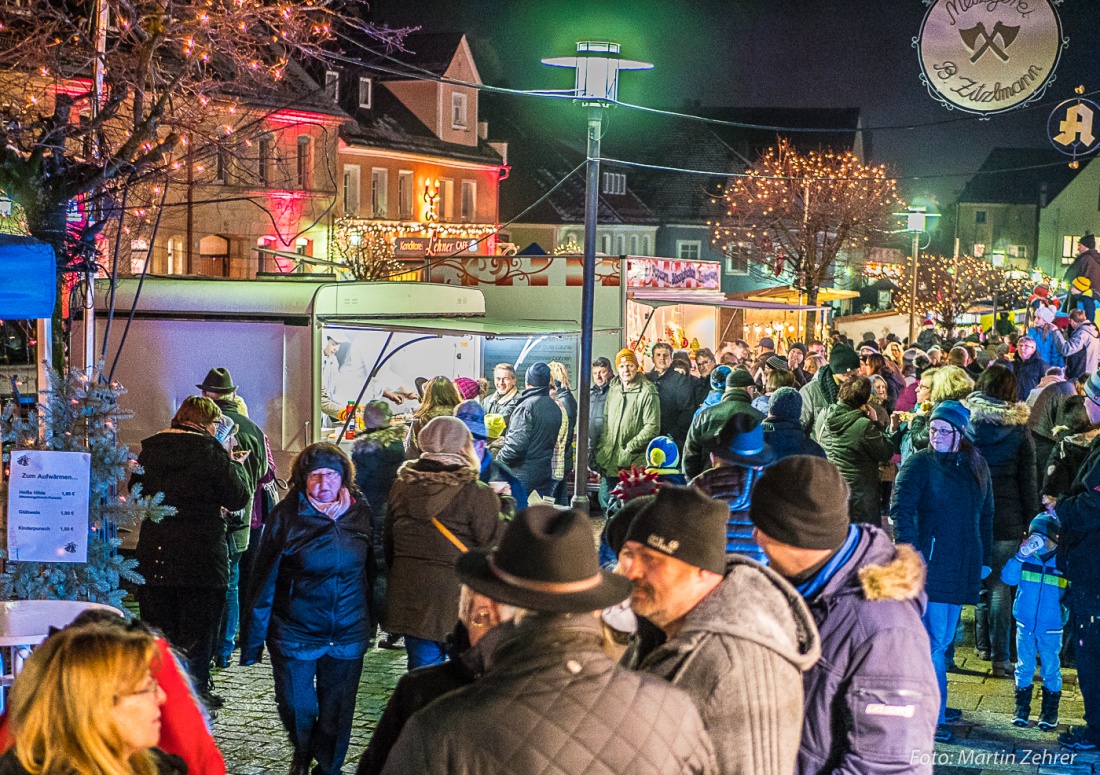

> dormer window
[358,77,372,109]
[325,70,339,101]
[451,92,468,129]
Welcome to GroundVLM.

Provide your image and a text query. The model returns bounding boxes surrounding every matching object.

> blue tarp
[0,235,56,318]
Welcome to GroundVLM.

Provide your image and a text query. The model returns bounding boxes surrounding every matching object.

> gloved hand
[981,565,992,580]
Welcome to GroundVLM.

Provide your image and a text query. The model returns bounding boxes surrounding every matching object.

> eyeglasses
[928,426,958,437]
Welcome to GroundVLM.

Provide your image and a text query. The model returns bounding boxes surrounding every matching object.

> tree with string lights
[713,139,902,337]
[892,252,1005,335]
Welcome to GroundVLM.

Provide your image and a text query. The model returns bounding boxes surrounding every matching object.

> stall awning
[629,289,830,312]
[731,286,858,305]
[331,317,617,338]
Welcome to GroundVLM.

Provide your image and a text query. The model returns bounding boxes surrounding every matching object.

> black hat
[526,362,552,388]
[1081,233,1096,251]
[622,486,728,574]
[749,456,851,551]
[456,506,631,613]
[829,344,860,375]
[712,412,776,467]
[725,368,755,389]
[604,495,657,557]
[197,367,237,394]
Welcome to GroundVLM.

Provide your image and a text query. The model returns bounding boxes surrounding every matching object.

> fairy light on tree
[892,252,1005,335]
[713,139,903,338]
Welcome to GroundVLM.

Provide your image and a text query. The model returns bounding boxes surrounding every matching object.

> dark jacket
[1013,354,1049,402]
[625,556,820,775]
[555,385,578,472]
[963,392,1038,542]
[647,368,697,451]
[478,451,528,516]
[683,388,764,479]
[1052,320,1100,380]
[818,404,896,525]
[1043,429,1100,499]
[131,429,253,588]
[797,527,940,775]
[241,493,374,662]
[691,465,769,563]
[1063,246,1100,292]
[764,416,827,461]
[891,447,994,605]
[588,381,611,461]
[799,365,842,432]
[1029,380,1076,441]
[382,615,718,775]
[481,389,519,423]
[1054,433,1100,610]
[384,460,506,642]
[212,397,267,494]
[498,385,564,497]
[352,425,406,521]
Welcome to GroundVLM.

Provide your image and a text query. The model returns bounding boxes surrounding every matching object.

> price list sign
[7,450,90,563]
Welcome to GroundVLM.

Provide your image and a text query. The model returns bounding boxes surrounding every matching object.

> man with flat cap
[380,505,717,775]
[749,455,938,773]
[616,485,820,775]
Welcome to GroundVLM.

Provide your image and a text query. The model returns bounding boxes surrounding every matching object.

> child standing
[1001,513,1068,730]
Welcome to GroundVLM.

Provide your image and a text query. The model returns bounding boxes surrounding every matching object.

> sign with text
[7,450,90,563]
[917,0,1063,115]
[626,259,720,289]
[393,236,481,257]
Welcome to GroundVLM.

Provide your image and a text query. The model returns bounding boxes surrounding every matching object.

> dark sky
[370,1,1100,208]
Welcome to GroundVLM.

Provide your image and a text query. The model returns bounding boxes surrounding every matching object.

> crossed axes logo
[959,22,1021,63]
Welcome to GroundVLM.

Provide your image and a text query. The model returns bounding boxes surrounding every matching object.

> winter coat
[404,406,453,459]
[1052,320,1100,380]
[241,493,374,662]
[1013,354,1049,402]
[481,389,519,423]
[382,615,718,775]
[625,555,821,775]
[131,429,252,588]
[891,447,994,605]
[647,368,698,451]
[1042,429,1100,498]
[1027,326,1065,368]
[818,403,896,525]
[764,417,827,461]
[1063,246,1100,292]
[352,425,406,521]
[595,375,661,478]
[478,451,528,516]
[797,527,939,775]
[691,465,769,563]
[1054,434,1100,610]
[588,382,610,460]
[383,460,506,642]
[682,388,763,479]
[963,392,1038,542]
[799,365,841,433]
[498,385,565,497]
[1001,551,1068,635]
[555,386,578,472]
[1029,381,1076,441]
[916,328,941,352]
[895,380,919,413]
[892,410,931,463]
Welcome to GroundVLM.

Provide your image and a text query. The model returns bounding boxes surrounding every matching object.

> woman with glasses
[891,400,994,744]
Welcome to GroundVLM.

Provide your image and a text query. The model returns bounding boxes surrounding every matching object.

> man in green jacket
[595,349,661,497]
[683,369,763,479]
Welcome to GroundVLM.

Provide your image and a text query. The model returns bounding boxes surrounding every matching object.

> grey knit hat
[767,387,803,422]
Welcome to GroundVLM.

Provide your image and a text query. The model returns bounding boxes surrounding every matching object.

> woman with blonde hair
[2,623,183,775]
[404,376,462,459]
[930,365,975,404]
[884,341,906,369]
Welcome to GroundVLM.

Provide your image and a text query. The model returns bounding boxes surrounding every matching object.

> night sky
[369,1,1100,210]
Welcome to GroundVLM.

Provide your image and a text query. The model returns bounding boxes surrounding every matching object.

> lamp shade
[543,41,653,104]
[0,235,56,318]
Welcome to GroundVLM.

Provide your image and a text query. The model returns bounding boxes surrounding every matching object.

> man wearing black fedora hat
[615,486,820,775]
[380,506,718,775]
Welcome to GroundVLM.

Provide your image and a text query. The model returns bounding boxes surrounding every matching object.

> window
[1008,244,1028,259]
[129,239,149,275]
[214,143,229,184]
[630,235,638,255]
[440,178,454,221]
[615,234,625,255]
[676,240,702,260]
[975,210,987,224]
[343,165,361,216]
[325,71,339,101]
[602,172,626,195]
[1064,235,1082,264]
[296,136,312,189]
[641,236,651,256]
[371,168,388,218]
[398,171,414,219]
[166,236,185,275]
[258,135,274,185]
[724,245,750,275]
[461,180,477,222]
[451,92,468,129]
[973,243,986,258]
[601,234,611,254]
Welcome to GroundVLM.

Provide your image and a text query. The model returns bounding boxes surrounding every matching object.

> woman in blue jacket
[891,400,994,743]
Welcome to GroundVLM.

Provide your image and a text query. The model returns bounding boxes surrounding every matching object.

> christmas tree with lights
[0,366,173,607]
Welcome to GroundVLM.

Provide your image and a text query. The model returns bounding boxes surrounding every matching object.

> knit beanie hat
[930,399,969,432]
[829,344,860,375]
[1028,513,1061,543]
[749,455,851,550]
[361,399,393,431]
[1081,233,1096,250]
[623,486,728,574]
[709,365,732,390]
[525,362,552,388]
[454,399,488,440]
[454,377,480,401]
[418,416,479,469]
[725,368,755,389]
[616,348,639,368]
[767,386,803,422]
[859,340,880,353]
[301,444,349,476]
[604,495,656,557]
[1073,276,1093,294]
[645,436,681,472]
[766,355,790,372]
[485,413,506,440]
[788,342,807,356]
[1085,371,1100,404]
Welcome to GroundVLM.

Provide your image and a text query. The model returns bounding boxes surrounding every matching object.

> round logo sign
[917,0,1065,114]
[1048,98,1100,160]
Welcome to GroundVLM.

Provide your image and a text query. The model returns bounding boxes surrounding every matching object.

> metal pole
[571,106,603,515]
[908,230,920,345]
[83,0,108,374]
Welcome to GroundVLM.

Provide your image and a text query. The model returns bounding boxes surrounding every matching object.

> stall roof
[629,289,830,312]
[93,278,486,319]
[732,286,859,304]
[335,317,617,338]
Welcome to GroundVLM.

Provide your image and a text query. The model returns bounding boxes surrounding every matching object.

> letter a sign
[1049,98,1100,162]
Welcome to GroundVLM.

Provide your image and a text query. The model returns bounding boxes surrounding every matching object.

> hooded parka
[817,403,896,525]
[595,374,661,477]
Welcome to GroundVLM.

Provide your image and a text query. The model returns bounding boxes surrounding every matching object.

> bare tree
[331,216,401,281]
[715,139,902,337]
[892,253,1004,335]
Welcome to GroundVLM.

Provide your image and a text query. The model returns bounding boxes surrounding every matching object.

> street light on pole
[542,42,652,515]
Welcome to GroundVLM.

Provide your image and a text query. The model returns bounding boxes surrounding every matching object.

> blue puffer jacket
[690,465,768,564]
[1028,326,1065,368]
[891,447,994,606]
[1001,550,1068,635]
[763,417,826,461]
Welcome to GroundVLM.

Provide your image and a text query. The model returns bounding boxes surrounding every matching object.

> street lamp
[898,206,940,344]
[542,42,652,515]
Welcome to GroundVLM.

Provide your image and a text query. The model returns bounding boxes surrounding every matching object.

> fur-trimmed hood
[395,458,478,488]
[817,525,926,607]
[963,390,1030,426]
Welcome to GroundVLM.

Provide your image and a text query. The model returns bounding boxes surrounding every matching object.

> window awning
[628,289,830,312]
[327,317,618,338]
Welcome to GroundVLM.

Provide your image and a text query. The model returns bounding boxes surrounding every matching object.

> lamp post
[542,42,652,515]
[899,206,939,345]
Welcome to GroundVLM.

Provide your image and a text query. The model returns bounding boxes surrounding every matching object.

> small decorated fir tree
[0,365,174,607]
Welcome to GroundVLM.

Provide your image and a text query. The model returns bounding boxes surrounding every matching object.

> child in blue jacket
[1001,513,1068,731]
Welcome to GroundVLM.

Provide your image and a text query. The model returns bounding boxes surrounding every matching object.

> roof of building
[958,147,1084,205]
[383,32,469,77]
[688,106,865,160]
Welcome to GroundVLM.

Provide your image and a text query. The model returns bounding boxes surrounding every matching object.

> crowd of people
[10,273,1100,773]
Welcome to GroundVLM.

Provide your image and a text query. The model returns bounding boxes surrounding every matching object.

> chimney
[489,140,508,166]
[478,121,489,141]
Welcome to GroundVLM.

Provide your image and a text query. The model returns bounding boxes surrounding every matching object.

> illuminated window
[343,165,361,216]
[398,171,414,219]
[359,77,373,109]
[371,168,389,218]
[451,92,468,129]
[167,236,185,275]
[461,180,477,222]
[296,136,312,189]
[440,179,454,221]
[258,135,274,186]
[325,71,339,101]
[1064,235,1082,264]
[676,240,701,260]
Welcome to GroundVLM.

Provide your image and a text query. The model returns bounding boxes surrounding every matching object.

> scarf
[308,486,351,519]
